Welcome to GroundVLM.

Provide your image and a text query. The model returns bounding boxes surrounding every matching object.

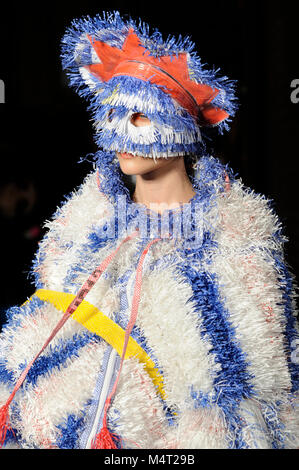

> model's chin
[116,151,178,176]
[118,160,151,176]
[119,152,138,160]
[117,154,159,177]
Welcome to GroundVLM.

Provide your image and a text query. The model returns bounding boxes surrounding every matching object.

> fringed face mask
[61,12,238,159]
[93,100,203,159]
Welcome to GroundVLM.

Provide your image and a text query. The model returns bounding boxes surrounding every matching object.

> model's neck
[132,157,196,213]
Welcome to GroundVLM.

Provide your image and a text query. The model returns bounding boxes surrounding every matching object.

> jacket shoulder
[216,177,286,251]
[31,170,112,290]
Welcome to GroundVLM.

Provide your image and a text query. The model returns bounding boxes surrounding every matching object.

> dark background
[0,0,298,326]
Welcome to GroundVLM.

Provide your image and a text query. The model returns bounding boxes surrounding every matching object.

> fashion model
[0,11,298,449]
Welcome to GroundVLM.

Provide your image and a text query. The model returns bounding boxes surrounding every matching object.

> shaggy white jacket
[0,155,298,449]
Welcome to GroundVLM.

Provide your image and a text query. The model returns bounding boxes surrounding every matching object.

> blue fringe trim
[20,331,100,388]
[56,413,85,449]
[180,264,255,449]
[0,361,14,386]
[259,400,286,449]
[95,129,204,158]
[167,155,255,448]
[3,296,45,330]
[185,268,255,401]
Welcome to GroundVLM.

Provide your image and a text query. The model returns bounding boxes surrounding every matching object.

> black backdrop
[0,0,298,326]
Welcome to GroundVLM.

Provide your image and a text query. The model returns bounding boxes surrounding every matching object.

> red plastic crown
[85,28,229,125]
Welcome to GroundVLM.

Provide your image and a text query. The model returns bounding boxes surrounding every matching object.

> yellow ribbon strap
[31,289,167,401]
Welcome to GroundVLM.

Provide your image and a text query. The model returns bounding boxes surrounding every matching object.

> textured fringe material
[0,231,140,448]
[91,236,161,449]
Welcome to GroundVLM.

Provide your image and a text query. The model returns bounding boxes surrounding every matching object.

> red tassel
[91,426,121,449]
[0,403,11,448]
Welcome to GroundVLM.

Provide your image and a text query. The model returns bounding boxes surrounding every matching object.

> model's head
[61,11,238,162]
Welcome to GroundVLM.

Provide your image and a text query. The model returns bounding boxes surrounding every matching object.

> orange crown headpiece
[84,28,229,125]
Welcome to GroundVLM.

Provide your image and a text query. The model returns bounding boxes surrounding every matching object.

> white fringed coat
[0,155,299,449]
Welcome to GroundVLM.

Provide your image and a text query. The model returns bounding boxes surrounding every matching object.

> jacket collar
[93,150,232,243]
